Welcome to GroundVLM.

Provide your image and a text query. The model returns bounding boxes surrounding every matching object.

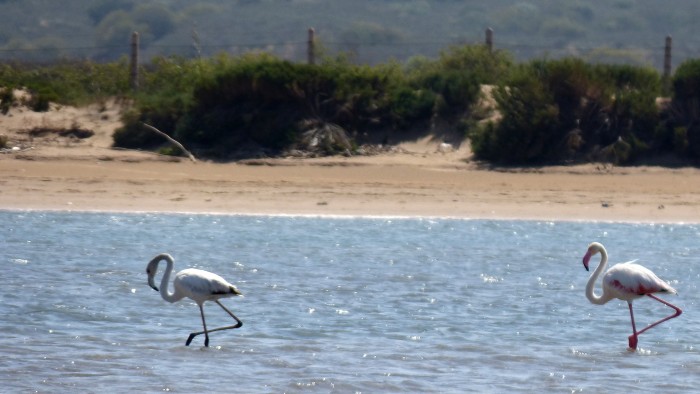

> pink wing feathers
[603,261,676,300]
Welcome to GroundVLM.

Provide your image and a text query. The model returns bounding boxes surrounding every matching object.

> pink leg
[628,294,682,350]
[628,302,638,349]
[636,294,683,336]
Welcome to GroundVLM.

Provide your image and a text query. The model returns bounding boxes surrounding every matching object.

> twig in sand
[141,122,197,162]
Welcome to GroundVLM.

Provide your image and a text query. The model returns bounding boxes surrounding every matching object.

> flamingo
[146,253,243,347]
[582,242,682,349]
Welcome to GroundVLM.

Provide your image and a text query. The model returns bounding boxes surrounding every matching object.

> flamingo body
[582,242,681,349]
[173,268,242,304]
[146,253,243,347]
[600,262,676,301]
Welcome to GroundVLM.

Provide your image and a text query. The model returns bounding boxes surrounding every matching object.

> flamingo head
[146,258,160,291]
[582,242,604,272]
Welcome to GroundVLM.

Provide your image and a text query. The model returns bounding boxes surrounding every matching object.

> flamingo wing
[174,268,242,302]
[603,262,676,300]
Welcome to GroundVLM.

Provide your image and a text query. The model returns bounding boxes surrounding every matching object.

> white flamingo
[582,242,682,349]
[146,253,243,347]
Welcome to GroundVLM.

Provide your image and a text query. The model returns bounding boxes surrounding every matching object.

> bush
[586,64,660,162]
[176,56,314,154]
[665,59,700,159]
[387,85,435,128]
[172,54,399,156]
[0,60,130,106]
[2,46,680,165]
[28,86,57,112]
[116,47,509,159]
[470,66,561,163]
[113,56,221,150]
[433,45,514,85]
[113,110,163,148]
[0,87,15,114]
[672,59,700,102]
[471,59,661,164]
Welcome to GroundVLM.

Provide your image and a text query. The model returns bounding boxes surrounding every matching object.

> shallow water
[2,211,699,392]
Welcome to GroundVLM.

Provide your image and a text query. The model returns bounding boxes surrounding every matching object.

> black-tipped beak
[150,285,159,291]
[582,251,591,272]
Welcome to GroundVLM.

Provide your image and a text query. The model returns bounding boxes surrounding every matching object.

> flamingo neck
[158,255,182,303]
[586,247,611,305]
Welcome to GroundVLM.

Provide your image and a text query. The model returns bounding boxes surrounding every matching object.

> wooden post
[192,28,202,59]
[663,35,672,94]
[130,31,139,91]
[485,27,494,53]
[307,27,316,65]
[663,35,672,79]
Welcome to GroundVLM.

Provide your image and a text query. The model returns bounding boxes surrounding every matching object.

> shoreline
[2,157,700,224]
[4,207,700,225]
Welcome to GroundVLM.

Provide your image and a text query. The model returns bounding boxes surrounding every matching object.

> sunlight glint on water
[1,212,699,392]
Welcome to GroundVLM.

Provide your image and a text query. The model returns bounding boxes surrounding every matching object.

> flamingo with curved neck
[582,242,682,350]
[146,253,243,347]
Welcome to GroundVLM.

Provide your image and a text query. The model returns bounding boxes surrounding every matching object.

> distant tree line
[3,44,700,165]
[4,0,700,67]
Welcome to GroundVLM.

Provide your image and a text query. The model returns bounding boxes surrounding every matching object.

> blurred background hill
[1,0,698,69]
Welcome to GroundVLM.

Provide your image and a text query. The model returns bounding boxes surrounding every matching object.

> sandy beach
[2,99,700,222]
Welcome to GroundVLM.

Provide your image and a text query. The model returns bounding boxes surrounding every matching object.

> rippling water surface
[2,211,700,392]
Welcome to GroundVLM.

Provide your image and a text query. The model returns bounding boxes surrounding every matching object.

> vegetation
[113,46,510,159]
[3,40,700,166]
[660,59,700,159]
[0,60,129,107]
[469,58,662,164]
[0,0,699,67]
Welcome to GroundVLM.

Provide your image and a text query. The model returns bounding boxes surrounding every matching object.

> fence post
[663,35,673,92]
[192,28,202,59]
[307,27,316,65]
[485,27,493,53]
[130,31,139,91]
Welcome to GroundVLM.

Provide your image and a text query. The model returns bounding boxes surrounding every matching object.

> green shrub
[101,47,507,159]
[434,44,514,85]
[28,86,58,112]
[664,59,700,159]
[114,56,220,150]
[369,45,498,144]
[672,127,689,155]
[576,64,659,163]
[471,59,661,164]
[0,60,130,106]
[387,86,435,128]
[171,54,399,157]
[672,59,700,102]
[176,56,310,153]
[0,87,14,114]
[470,66,561,164]
[113,110,164,148]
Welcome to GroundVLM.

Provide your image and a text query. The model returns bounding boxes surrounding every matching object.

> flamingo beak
[582,251,591,272]
[147,274,158,291]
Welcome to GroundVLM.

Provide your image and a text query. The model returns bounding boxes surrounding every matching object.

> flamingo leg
[186,301,243,346]
[627,294,682,350]
[636,294,683,336]
[627,302,638,349]
[187,304,210,347]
